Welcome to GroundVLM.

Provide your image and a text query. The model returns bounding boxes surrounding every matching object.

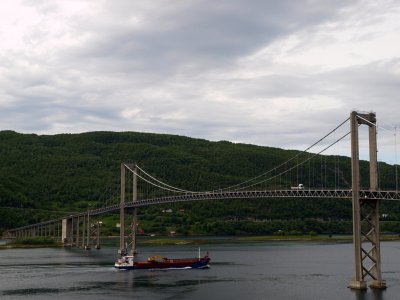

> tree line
[1,130,399,236]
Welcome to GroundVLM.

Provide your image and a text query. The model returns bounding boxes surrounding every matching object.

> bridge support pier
[119,163,126,255]
[61,218,73,246]
[76,216,80,247]
[349,111,386,290]
[84,212,91,250]
[130,170,138,256]
[87,219,101,250]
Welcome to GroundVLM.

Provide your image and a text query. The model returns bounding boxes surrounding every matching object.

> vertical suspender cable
[308,154,311,190]
[332,155,335,190]
[377,126,381,190]
[338,156,341,188]
[324,156,326,188]
[320,155,323,188]
[395,126,398,191]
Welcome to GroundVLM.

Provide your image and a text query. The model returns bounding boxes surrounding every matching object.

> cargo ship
[115,251,210,270]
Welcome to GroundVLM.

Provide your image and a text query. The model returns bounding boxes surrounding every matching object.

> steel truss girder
[5,189,400,236]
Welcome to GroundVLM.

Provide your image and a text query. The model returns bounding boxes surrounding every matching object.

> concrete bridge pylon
[118,163,138,257]
[349,111,386,290]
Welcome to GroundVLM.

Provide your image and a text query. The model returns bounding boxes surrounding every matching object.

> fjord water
[1,240,400,299]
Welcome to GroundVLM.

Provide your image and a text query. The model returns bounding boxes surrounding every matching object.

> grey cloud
[68,0,356,75]
[317,59,400,122]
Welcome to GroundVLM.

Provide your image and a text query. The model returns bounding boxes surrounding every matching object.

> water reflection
[1,241,400,299]
[371,289,385,300]
[352,289,385,300]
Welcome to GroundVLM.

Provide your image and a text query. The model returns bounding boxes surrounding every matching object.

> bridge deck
[5,189,400,233]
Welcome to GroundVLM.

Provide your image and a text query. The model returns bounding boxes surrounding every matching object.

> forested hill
[1,130,399,235]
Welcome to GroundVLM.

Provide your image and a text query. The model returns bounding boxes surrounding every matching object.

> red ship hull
[115,255,210,270]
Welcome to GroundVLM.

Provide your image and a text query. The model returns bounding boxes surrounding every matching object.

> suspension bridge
[4,111,400,290]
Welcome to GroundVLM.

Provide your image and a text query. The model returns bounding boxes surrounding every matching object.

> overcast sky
[1,0,399,162]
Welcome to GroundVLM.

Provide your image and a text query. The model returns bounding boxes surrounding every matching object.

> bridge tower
[349,111,386,290]
[119,163,138,256]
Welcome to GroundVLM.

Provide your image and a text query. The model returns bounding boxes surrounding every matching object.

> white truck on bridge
[291,184,304,190]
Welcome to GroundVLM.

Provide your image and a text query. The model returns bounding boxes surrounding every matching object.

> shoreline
[2,234,400,249]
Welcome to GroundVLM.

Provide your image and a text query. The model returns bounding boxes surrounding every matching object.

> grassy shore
[237,234,400,242]
[0,237,62,249]
[137,234,400,245]
[138,238,194,245]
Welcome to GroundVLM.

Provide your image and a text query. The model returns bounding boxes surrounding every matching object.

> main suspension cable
[235,131,351,191]
[135,164,193,193]
[124,117,351,194]
[124,164,196,194]
[218,117,350,191]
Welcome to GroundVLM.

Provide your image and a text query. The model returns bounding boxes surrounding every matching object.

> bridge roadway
[6,189,400,233]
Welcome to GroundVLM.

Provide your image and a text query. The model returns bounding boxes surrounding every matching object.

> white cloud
[0,0,399,164]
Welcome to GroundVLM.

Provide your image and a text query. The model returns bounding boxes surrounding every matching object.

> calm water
[1,240,400,299]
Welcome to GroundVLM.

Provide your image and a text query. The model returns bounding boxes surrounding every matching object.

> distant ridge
[1,130,399,235]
